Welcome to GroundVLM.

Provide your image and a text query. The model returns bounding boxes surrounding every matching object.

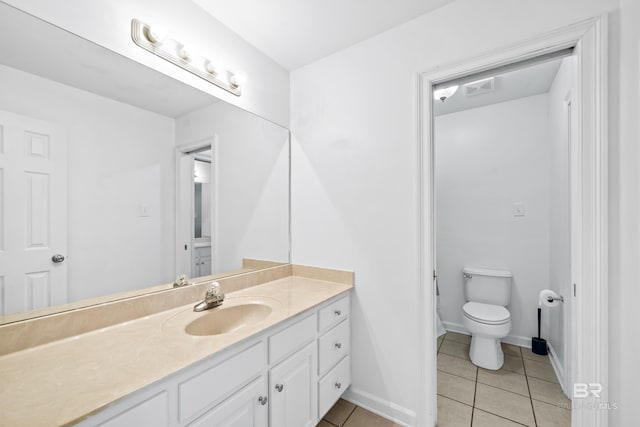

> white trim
[548,342,570,398]
[418,15,608,427]
[343,387,416,426]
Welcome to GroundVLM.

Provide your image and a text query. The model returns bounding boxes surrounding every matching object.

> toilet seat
[463,302,510,325]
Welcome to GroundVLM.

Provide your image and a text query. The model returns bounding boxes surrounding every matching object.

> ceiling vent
[463,77,495,97]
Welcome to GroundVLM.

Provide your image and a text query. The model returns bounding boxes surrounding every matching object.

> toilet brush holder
[532,336,548,355]
[531,308,548,355]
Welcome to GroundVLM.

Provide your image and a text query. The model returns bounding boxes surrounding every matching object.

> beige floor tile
[523,358,559,383]
[477,368,529,396]
[437,395,473,427]
[528,377,570,407]
[445,331,472,345]
[440,340,471,361]
[474,383,535,426]
[437,371,476,406]
[438,353,478,381]
[317,420,335,427]
[472,409,524,426]
[521,348,552,364]
[343,407,402,427]
[501,343,522,358]
[501,354,525,374]
[438,337,444,352]
[532,399,571,427]
[323,398,356,426]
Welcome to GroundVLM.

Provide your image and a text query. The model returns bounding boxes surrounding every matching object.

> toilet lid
[463,302,510,325]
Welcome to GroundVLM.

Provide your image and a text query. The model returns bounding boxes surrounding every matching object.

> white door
[269,342,317,427]
[0,110,67,316]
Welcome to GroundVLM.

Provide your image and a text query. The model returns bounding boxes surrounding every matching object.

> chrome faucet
[194,282,225,312]
[173,274,191,288]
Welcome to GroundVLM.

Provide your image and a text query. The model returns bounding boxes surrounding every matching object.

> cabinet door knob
[258,396,268,405]
[335,342,342,349]
[275,384,284,392]
[335,382,342,389]
[334,309,341,316]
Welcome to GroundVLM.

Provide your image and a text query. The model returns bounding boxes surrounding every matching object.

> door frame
[417,16,608,427]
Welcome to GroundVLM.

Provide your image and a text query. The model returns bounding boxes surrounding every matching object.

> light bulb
[433,85,459,102]
[229,73,245,88]
[178,44,193,61]
[145,25,168,44]
[204,60,218,74]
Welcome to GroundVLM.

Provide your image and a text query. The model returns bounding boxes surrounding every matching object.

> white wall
[0,64,176,302]
[610,0,640,423]
[176,102,290,272]
[435,94,551,344]
[0,0,290,127]
[290,0,634,424]
[545,57,574,384]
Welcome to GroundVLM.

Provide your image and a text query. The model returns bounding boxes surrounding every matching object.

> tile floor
[437,332,571,427]
[317,331,571,427]
[318,398,403,427]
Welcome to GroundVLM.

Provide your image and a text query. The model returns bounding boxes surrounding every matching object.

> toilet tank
[463,267,512,306]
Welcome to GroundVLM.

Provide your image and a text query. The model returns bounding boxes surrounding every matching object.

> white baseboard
[442,321,532,349]
[547,342,570,398]
[342,386,416,427]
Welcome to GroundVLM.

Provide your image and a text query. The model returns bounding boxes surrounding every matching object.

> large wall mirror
[0,3,290,324]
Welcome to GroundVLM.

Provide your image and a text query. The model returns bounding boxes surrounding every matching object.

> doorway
[433,54,574,426]
[418,17,608,427]
[176,141,216,279]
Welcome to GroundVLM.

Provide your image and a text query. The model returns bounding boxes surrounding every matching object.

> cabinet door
[189,377,268,427]
[269,341,317,427]
[192,255,201,277]
[199,256,212,276]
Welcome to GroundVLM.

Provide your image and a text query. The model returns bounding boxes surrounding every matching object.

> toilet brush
[531,307,548,355]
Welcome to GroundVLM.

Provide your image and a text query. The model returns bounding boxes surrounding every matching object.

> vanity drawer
[269,313,316,364]
[318,319,350,375]
[318,355,351,418]
[318,295,350,332]
[179,341,267,422]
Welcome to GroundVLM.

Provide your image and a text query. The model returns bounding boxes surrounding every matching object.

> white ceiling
[193,0,455,70]
[434,58,564,116]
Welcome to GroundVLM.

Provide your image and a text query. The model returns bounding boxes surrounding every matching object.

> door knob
[258,396,268,405]
[52,254,65,263]
[275,384,284,392]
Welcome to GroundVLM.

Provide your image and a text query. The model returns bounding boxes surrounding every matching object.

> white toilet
[461,267,512,370]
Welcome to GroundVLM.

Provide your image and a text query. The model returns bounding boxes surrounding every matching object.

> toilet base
[469,335,504,370]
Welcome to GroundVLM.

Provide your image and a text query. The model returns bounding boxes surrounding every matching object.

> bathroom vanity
[0,265,352,427]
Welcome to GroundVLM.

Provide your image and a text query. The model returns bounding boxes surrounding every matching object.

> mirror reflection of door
[0,110,68,315]
[193,155,212,277]
[177,144,214,279]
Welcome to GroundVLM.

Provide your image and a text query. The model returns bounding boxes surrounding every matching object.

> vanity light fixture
[131,19,242,96]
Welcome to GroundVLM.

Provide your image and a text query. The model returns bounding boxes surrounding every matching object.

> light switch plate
[513,202,524,217]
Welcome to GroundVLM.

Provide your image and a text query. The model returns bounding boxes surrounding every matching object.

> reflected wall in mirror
[0,3,290,324]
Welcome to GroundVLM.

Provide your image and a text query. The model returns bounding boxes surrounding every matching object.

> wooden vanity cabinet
[79,293,350,427]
